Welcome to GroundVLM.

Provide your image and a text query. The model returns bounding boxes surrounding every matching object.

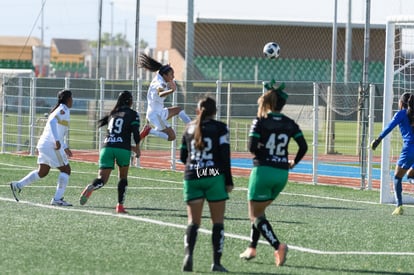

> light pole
[110,1,114,80]
[96,0,103,79]
[40,0,45,76]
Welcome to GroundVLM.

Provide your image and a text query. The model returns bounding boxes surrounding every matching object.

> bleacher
[49,61,88,76]
[194,56,385,83]
[0,59,34,70]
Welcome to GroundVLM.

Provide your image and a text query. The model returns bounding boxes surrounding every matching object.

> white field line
[2,162,414,255]
[1,196,414,256]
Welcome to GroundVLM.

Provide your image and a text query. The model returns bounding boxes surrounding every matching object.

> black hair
[138,53,173,76]
[194,96,217,150]
[50,89,72,113]
[398,92,414,125]
[98,91,133,127]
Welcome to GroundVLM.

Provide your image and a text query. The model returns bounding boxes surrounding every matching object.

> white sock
[150,129,169,140]
[17,170,40,189]
[53,172,69,200]
[178,110,191,124]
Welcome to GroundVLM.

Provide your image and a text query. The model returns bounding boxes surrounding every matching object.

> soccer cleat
[392,206,404,215]
[239,247,256,260]
[79,184,94,205]
[182,254,193,272]
[116,203,128,214]
[51,198,73,206]
[139,124,152,140]
[211,264,228,272]
[10,182,21,202]
[275,243,288,266]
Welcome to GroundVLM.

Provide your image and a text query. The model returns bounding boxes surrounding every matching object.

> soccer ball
[263,42,280,59]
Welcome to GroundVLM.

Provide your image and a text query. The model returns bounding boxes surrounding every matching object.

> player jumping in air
[138,53,191,141]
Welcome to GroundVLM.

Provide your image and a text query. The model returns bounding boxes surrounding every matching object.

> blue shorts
[397,144,414,169]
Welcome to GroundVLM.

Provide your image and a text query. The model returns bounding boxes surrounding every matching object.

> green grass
[1,153,414,275]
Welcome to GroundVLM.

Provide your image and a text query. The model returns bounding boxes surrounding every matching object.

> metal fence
[1,75,397,189]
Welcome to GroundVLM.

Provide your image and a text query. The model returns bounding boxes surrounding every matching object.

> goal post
[381,16,414,204]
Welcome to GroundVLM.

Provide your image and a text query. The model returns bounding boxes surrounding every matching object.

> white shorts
[37,146,69,168]
[146,108,171,130]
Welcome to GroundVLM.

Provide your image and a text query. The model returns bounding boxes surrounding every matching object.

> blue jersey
[379,109,414,169]
[379,109,414,145]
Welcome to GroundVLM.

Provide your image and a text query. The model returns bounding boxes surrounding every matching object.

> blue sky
[2,0,414,47]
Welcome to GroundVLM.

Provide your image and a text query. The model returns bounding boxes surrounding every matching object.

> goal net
[381,16,414,204]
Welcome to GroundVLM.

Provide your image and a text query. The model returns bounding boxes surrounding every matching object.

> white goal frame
[381,16,414,204]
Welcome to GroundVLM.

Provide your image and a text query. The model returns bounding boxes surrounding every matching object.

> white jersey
[37,103,70,149]
[147,73,167,115]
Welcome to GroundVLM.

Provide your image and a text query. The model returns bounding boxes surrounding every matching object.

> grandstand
[0,36,89,78]
[155,19,386,83]
[0,36,37,74]
[194,56,385,83]
[0,19,387,83]
[48,38,89,78]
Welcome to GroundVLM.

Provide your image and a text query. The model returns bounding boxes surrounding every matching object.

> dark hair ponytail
[407,93,414,124]
[98,91,133,128]
[194,97,217,150]
[50,89,72,113]
[138,53,173,76]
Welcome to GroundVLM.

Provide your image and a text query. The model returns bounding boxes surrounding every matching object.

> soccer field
[1,154,414,275]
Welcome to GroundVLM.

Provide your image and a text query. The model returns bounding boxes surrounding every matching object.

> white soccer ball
[263,42,281,59]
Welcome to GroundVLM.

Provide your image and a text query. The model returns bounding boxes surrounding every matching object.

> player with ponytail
[138,53,191,141]
[79,91,141,213]
[240,80,308,267]
[10,89,74,206]
[371,92,414,215]
[180,96,233,272]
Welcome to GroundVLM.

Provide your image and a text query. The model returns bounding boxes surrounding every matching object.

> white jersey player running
[138,53,191,141]
[10,89,74,206]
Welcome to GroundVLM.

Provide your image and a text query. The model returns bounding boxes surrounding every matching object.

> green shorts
[183,174,229,202]
[99,147,131,169]
[248,166,289,201]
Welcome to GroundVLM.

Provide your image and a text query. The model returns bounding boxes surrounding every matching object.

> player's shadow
[278,202,363,211]
[288,264,413,275]
[224,216,305,225]
[80,205,182,214]
[195,272,278,275]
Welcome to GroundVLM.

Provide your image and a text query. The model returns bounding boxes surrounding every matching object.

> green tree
[89,32,131,48]
[139,39,149,49]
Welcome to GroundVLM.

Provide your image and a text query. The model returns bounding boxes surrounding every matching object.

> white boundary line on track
[1,196,414,256]
[2,163,414,206]
[2,161,414,255]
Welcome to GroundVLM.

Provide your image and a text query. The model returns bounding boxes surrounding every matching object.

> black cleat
[211,264,228,272]
[10,182,21,202]
[182,254,193,272]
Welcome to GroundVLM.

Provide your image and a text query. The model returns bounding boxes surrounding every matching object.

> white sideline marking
[1,196,414,256]
[3,183,413,208]
[2,163,413,207]
[2,161,414,255]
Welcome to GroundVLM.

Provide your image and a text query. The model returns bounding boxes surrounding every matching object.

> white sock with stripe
[17,170,40,189]
[53,172,69,200]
